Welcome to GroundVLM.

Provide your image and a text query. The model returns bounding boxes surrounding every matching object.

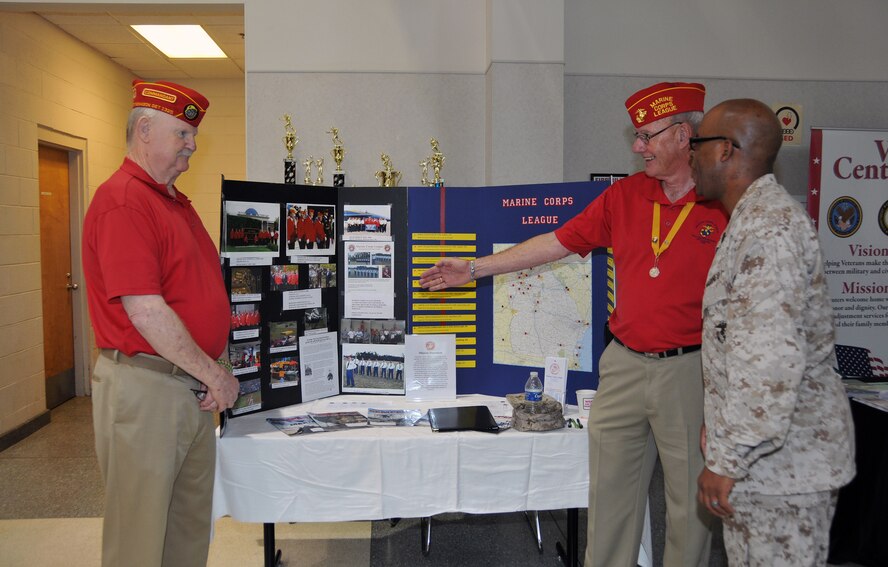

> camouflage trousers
[722,490,838,567]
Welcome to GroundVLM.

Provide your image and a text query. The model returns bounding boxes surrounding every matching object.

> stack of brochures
[266,411,370,436]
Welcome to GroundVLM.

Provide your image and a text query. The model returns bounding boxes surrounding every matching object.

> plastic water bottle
[525,371,543,412]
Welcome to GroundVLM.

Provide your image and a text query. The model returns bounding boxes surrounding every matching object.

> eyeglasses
[634,122,683,144]
[191,388,208,401]
[689,136,742,151]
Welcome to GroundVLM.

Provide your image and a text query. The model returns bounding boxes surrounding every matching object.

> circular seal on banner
[827,196,862,238]
[879,200,888,237]
[183,103,200,121]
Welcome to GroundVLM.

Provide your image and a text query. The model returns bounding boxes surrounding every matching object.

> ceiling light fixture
[131,25,226,59]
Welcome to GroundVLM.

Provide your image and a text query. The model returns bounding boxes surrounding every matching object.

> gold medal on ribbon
[650,201,695,278]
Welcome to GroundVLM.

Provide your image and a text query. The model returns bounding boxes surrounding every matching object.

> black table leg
[556,508,579,566]
[263,523,282,567]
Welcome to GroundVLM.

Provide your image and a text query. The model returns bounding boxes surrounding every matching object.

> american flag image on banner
[835,344,888,381]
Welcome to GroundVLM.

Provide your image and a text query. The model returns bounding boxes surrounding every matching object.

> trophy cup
[328,127,347,188]
[429,137,445,187]
[303,156,314,185]
[282,114,299,184]
[315,157,324,186]
[375,153,402,187]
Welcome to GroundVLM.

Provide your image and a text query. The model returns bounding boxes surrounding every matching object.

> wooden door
[38,145,76,408]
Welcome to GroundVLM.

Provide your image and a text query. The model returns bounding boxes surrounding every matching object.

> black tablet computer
[428,405,500,433]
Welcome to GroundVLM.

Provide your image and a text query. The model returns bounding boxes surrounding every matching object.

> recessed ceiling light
[131,25,227,59]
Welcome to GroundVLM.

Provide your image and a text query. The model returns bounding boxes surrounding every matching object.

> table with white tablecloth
[213,394,651,566]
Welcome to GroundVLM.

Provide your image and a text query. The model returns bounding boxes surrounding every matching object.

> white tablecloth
[213,393,651,566]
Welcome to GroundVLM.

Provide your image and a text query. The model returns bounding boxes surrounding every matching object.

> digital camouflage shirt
[702,174,855,495]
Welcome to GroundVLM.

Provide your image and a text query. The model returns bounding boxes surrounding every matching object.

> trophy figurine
[429,137,445,187]
[303,156,314,185]
[375,153,402,187]
[328,127,347,187]
[315,157,325,186]
[282,114,299,184]
[419,158,430,186]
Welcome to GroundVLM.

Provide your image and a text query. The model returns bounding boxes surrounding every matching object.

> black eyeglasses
[689,136,742,151]
[191,388,208,401]
[634,122,683,144]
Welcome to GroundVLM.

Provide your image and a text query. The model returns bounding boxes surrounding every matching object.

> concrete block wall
[0,12,246,438]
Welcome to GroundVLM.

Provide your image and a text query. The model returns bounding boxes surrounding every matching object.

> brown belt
[100,349,196,381]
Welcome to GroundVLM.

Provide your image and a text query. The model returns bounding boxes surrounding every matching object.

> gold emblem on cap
[635,108,647,123]
[142,88,177,104]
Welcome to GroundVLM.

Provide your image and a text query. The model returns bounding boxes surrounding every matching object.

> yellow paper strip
[412,256,474,265]
[411,233,477,241]
[412,291,477,299]
[411,303,476,311]
[412,244,476,253]
[410,325,476,334]
[456,348,477,356]
[456,360,477,368]
[456,337,477,346]
[412,314,476,323]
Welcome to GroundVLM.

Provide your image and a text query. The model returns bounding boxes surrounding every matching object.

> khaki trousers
[585,341,711,567]
[92,354,215,567]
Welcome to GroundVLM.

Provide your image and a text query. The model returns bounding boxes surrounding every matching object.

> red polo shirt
[83,158,229,358]
[555,172,728,352]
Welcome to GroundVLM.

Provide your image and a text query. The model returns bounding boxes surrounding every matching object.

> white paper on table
[404,334,456,401]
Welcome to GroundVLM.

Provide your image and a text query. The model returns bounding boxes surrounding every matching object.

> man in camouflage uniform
[690,98,856,566]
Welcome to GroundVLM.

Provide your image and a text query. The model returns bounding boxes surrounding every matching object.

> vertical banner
[407,181,611,401]
[809,128,888,379]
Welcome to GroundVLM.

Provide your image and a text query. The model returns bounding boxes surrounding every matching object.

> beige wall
[0,12,245,437]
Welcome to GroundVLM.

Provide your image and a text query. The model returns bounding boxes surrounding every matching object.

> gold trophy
[328,127,347,187]
[375,153,402,187]
[315,157,324,186]
[419,158,430,186]
[303,156,314,185]
[282,114,299,184]
[429,137,445,187]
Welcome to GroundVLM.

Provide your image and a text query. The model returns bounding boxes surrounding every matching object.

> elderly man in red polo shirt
[83,80,239,567]
[420,82,728,567]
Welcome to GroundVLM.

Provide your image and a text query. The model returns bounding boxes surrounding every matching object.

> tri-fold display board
[219,179,609,419]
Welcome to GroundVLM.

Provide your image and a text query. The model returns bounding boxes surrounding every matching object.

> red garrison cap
[625,82,705,127]
[132,79,209,126]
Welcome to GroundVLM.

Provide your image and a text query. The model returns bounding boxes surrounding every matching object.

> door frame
[37,126,92,397]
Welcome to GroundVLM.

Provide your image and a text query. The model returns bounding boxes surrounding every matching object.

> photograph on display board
[230,340,261,376]
[285,203,336,255]
[221,200,280,260]
[308,263,337,288]
[341,343,405,395]
[340,318,371,344]
[303,307,328,334]
[270,264,300,291]
[343,204,392,241]
[269,356,299,389]
[230,303,260,341]
[268,321,299,354]
[369,320,405,344]
[230,378,261,416]
[230,266,262,302]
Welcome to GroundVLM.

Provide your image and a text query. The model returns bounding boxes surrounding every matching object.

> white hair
[126,107,161,148]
